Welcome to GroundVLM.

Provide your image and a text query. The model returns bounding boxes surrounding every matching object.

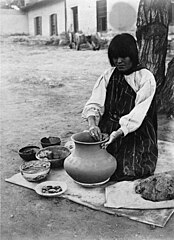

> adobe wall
[27,1,65,36]
[0,9,28,35]
[66,0,139,35]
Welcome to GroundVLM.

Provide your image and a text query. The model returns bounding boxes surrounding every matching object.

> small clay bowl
[18,146,40,161]
[20,160,50,182]
[36,146,71,168]
[40,137,61,148]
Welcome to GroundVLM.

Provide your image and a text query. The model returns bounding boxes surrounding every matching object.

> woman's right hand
[89,125,102,141]
[87,115,102,141]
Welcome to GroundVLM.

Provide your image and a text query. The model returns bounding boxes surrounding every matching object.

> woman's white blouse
[82,67,156,136]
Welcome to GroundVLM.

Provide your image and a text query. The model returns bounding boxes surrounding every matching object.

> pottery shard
[135,172,174,202]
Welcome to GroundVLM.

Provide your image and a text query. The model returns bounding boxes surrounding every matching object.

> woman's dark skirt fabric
[99,68,158,181]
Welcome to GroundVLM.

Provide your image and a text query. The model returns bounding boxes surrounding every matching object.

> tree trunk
[161,57,174,117]
[136,0,171,109]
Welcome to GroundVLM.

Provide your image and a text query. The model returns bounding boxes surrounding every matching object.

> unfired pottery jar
[64,132,117,185]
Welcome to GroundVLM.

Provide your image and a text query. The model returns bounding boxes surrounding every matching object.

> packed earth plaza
[1,36,174,240]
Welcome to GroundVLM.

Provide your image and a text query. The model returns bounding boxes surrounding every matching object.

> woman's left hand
[101,129,124,149]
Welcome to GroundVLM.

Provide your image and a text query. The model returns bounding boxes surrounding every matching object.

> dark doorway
[50,14,58,35]
[35,16,42,35]
[97,0,107,32]
[72,6,78,33]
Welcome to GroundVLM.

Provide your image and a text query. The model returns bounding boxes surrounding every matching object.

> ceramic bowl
[36,146,71,168]
[20,160,51,182]
[18,146,40,161]
[40,137,61,148]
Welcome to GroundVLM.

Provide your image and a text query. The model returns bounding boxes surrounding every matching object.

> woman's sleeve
[82,68,114,124]
[119,70,156,136]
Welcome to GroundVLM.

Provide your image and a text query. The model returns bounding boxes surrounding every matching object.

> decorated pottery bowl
[18,145,40,161]
[36,146,71,168]
[20,160,51,182]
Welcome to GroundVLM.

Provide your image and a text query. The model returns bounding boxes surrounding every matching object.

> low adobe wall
[0,9,28,35]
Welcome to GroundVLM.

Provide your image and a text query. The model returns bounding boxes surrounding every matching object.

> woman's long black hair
[108,33,139,68]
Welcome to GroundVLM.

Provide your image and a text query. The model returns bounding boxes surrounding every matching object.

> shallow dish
[36,146,71,168]
[35,181,67,197]
[20,160,50,182]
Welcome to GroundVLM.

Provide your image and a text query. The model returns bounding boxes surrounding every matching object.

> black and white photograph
[1,0,174,239]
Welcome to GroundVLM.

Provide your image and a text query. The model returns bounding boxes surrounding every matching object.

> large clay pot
[64,132,117,185]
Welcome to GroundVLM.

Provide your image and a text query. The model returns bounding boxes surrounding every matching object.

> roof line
[21,0,64,12]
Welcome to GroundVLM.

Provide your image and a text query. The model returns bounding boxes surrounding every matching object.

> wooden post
[64,0,67,32]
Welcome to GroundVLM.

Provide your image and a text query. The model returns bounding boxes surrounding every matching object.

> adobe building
[0,0,174,37]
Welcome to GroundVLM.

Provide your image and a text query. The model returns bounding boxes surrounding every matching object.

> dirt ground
[1,36,174,240]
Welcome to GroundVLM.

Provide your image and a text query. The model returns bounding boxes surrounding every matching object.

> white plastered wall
[66,0,140,34]
[27,1,65,36]
[0,9,28,35]
[66,0,97,34]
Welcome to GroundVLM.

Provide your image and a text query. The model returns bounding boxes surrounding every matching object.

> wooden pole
[64,0,67,32]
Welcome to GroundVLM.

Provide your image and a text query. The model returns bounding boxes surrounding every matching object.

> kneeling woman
[82,33,158,181]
